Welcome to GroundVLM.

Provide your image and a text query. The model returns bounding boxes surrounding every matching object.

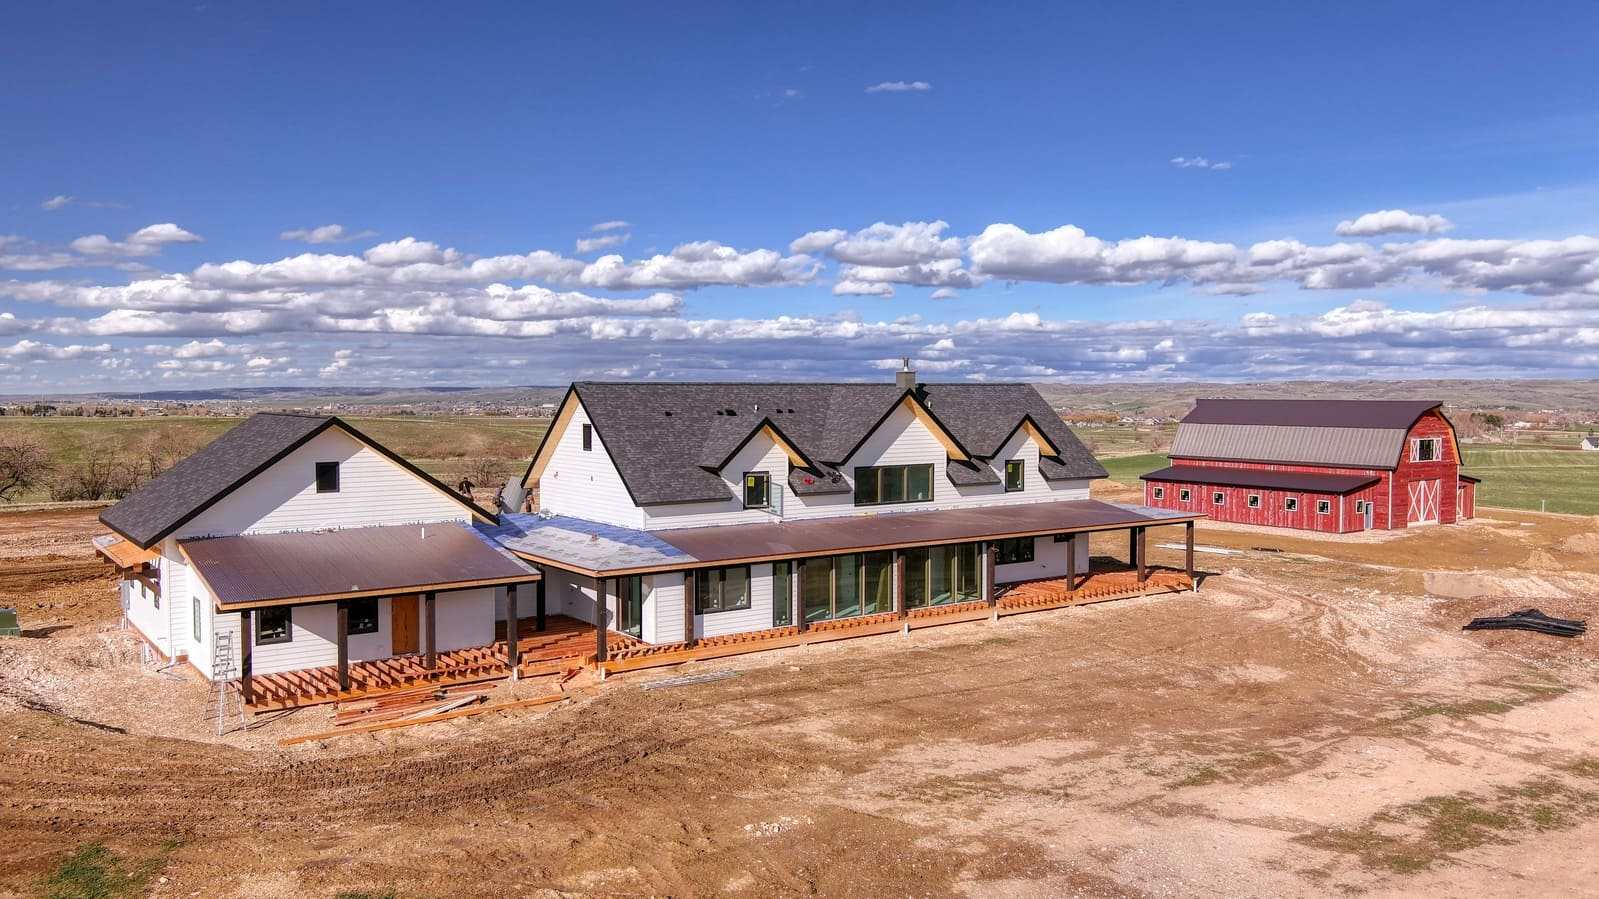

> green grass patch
[1463,445,1599,515]
[39,842,175,899]
[1096,452,1169,487]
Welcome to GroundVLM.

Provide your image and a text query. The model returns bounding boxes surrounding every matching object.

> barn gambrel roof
[1169,399,1450,470]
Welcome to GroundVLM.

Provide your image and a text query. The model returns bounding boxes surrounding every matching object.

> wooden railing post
[336,601,350,692]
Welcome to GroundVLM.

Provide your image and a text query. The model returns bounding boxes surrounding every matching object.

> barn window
[1354,500,1367,513]
[1178,488,1191,502]
[1316,500,1332,515]
[1284,497,1299,512]
[1152,486,1165,500]
[581,423,593,451]
[1211,491,1226,506]
[1412,437,1440,462]
[314,461,340,493]
[1247,494,1261,508]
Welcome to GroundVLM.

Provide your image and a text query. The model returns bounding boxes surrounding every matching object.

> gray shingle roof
[563,381,1106,506]
[1171,399,1450,470]
[101,412,494,549]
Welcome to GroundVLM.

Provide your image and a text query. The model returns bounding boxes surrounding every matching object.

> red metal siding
[1144,479,1359,533]
[1390,410,1461,526]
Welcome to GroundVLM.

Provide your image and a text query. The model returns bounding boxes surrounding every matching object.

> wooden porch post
[240,609,254,705]
[1136,527,1148,584]
[505,584,520,671]
[1185,520,1196,590]
[594,579,609,663]
[424,591,437,670]
[982,542,996,607]
[893,551,907,619]
[535,577,546,632]
[683,570,697,645]
[1128,528,1139,571]
[1065,533,1077,592]
[335,601,350,692]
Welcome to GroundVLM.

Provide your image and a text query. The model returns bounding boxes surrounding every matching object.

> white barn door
[1407,479,1440,525]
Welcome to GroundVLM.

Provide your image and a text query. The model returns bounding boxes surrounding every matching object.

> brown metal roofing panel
[652,499,1197,565]
[182,523,536,607]
[1140,465,1379,494]
[1183,398,1440,429]
[1171,423,1406,469]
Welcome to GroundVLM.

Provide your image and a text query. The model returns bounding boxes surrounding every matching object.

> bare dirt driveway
[2,506,1599,897]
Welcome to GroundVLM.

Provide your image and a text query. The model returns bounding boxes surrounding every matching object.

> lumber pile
[279,692,568,747]
[332,681,496,727]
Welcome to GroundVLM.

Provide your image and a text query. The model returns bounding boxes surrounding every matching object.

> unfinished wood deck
[245,615,640,710]
[598,563,1195,676]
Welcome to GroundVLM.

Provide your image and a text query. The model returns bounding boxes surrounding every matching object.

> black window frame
[314,461,340,494]
[994,537,1035,565]
[853,463,935,507]
[772,561,793,627]
[346,598,379,635]
[694,565,752,614]
[582,423,593,451]
[1003,459,1025,492]
[743,471,770,509]
[255,606,293,645]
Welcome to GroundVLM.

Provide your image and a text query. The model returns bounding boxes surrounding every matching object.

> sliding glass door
[904,543,980,607]
[617,576,644,638]
[800,551,896,622]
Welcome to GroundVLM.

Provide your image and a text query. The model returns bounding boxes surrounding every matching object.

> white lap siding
[696,563,775,639]
[432,588,496,653]
[537,401,647,529]
[122,567,169,657]
[176,428,469,539]
[994,535,1089,585]
[645,573,687,643]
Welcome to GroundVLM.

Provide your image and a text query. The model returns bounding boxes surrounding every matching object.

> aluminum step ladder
[206,631,244,735]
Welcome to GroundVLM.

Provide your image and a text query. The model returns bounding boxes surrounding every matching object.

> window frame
[255,606,293,645]
[742,471,771,509]
[994,537,1035,565]
[694,565,752,615]
[1412,437,1440,462]
[853,463,935,507]
[314,461,340,494]
[346,598,379,636]
[1247,493,1261,509]
[581,423,593,451]
[1178,488,1191,502]
[192,595,202,644]
[1212,491,1226,506]
[772,561,793,627]
[1003,459,1025,492]
[1316,499,1332,515]
[1152,486,1165,500]
[1284,496,1300,512]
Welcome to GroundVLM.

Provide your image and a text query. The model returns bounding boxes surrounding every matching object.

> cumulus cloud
[577,242,818,290]
[866,80,931,93]
[1335,209,1455,237]
[968,223,1237,285]
[576,232,629,254]
[280,224,378,244]
[0,339,112,360]
[1170,156,1233,170]
[70,223,203,257]
[363,237,462,267]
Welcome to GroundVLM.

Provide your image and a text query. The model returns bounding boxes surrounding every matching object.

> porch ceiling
[181,522,539,610]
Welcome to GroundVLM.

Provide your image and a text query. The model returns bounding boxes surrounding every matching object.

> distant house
[1140,399,1479,533]
[1581,435,1599,451]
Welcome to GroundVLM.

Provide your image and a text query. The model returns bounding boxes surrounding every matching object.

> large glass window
[994,537,1034,565]
[835,554,862,619]
[862,552,894,614]
[772,561,793,627]
[854,464,935,506]
[255,606,292,645]
[799,552,896,621]
[347,598,379,635]
[905,544,980,607]
[802,557,833,622]
[695,566,750,614]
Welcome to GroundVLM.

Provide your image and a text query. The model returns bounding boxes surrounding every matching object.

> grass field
[1463,445,1599,515]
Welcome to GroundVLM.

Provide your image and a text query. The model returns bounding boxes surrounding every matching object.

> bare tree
[0,435,51,502]
[460,457,511,495]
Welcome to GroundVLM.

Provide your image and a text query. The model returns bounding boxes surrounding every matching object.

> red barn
[1140,399,1479,534]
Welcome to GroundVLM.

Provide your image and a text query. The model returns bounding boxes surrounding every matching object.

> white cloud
[866,81,931,93]
[320,348,355,376]
[41,195,74,211]
[1170,156,1233,170]
[1335,209,1455,237]
[0,339,112,360]
[591,220,631,232]
[280,224,378,244]
[363,237,462,267]
[576,232,629,254]
[968,223,1236,285]
[577,242,818,290]
[930,288,959,300]
[70,223,203,257]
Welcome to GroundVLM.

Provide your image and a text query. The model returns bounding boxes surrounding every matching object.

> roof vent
[896,356,917,391]
[724,407,737,415]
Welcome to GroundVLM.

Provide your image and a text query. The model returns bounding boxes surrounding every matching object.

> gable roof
[525,381,1105,506]
[100,412,495,549]
[1171,398,1450,470]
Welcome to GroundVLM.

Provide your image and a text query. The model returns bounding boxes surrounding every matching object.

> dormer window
[743,472,770,509]
[1004,460,1025,492]
[315,461,340,493]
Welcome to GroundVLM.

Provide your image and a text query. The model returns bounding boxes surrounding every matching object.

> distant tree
[0,435,51,502]
[463,457,510,490]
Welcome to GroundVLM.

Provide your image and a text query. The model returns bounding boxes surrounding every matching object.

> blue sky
[3,1,1598,390]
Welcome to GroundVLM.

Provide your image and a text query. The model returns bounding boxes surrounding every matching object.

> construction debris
[1463,608,1587,638]
[279,693,567,747]
[642,670,741,690]
[332,681,495,728]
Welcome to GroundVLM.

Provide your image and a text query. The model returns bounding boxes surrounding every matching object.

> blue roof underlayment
[479,512,695,572]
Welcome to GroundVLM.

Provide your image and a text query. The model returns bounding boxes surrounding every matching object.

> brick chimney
[895,356,917,391]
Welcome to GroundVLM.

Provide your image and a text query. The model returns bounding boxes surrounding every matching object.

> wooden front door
[391,594,419,654]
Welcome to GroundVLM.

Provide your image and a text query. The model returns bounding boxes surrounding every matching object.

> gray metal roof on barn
[1170,399,1447,470]
[563,381,1106,506]
[1140,465,1380,494]
[100,412,495,549]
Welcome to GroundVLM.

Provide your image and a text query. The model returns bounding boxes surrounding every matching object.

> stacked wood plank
[331,680,498,728]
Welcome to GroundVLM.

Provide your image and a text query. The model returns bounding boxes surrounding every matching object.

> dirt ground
[3,503,1599,898]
